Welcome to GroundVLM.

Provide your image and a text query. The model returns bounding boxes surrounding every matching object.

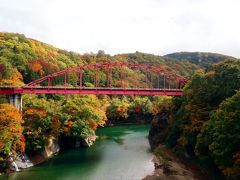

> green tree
[169,60,240,156]
[106,98,130,120]
[62,95,106,138]
[196,91,240,179]
[23,95,58,152]
[129,97,152,115]
[150,96,173,115]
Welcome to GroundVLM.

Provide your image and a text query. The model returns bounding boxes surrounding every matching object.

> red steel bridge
[0,62,188,96]
[1,62,188,95]
[0,62,189,112]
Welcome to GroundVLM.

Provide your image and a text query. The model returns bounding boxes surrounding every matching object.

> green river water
[4,124,154,180]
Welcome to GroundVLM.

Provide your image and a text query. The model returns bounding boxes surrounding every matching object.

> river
[5,124,154,180]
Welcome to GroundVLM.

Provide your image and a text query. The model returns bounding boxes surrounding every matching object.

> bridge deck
[0,87,183,96]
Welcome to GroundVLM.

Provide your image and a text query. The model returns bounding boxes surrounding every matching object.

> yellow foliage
[0,68,24,86]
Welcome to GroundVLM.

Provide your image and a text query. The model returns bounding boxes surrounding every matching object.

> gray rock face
[83,132,97,147]
[8,153,33,171]
[43,136,60,158]
[8,136,60,172]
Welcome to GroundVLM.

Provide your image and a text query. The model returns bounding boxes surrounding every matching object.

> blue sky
[0,0,240,57]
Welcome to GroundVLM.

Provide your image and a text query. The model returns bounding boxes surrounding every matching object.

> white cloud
[0,0,240,57]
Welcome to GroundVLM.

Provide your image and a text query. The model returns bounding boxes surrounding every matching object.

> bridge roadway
[0,86,183,96]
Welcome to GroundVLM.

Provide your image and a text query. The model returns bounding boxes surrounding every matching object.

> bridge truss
[0,62,188,96]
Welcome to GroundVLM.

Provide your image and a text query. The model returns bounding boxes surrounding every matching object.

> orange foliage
[89,121,98,130]
[16,136,26,152]
[134,107,142,113]
[0,104,23,124]
[18,141,26,152]
[12,69,23,83]
[24,107,47,119]
[51,115,61,136]
[28,60,44,75]
[116,80,129,88]
[67,120,74,127]
[0,104,24,153]
[63,120,74,136]
[35,49,47,56]
[0,142,3,151]
[35,59,58,73]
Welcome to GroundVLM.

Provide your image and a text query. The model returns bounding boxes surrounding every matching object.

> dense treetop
[164,59,240,179]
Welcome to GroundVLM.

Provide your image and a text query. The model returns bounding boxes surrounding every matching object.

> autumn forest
[0,32,240,179]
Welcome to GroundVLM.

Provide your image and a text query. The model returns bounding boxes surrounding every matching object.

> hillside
[117,52,199,77]
[148,59,240,179]
[0,32,200,86]
[1,33,240,179]
[164,52,234,68]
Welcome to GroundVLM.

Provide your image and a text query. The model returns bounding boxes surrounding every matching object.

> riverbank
[106,114,153,127]
[2,124,154,180]
[143,145,210,180]
[146,104,215,180]
[0,121,151,175]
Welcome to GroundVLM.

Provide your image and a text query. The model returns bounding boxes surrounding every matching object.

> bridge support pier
[9,94,22,113]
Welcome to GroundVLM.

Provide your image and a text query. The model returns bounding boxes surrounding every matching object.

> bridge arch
[0,62,188,96]
[26,61,188,90]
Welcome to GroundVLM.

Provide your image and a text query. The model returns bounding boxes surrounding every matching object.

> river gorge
[2,124,154,180]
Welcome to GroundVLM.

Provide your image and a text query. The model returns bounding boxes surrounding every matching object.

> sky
[0,0,240,57]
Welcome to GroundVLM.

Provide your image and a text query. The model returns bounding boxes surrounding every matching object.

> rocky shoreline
[4,133,97,174]
[145,109,210,180]
[4,122,146,174]
[143,145,210,180]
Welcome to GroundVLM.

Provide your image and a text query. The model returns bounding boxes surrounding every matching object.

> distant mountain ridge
[164,52,235,68]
